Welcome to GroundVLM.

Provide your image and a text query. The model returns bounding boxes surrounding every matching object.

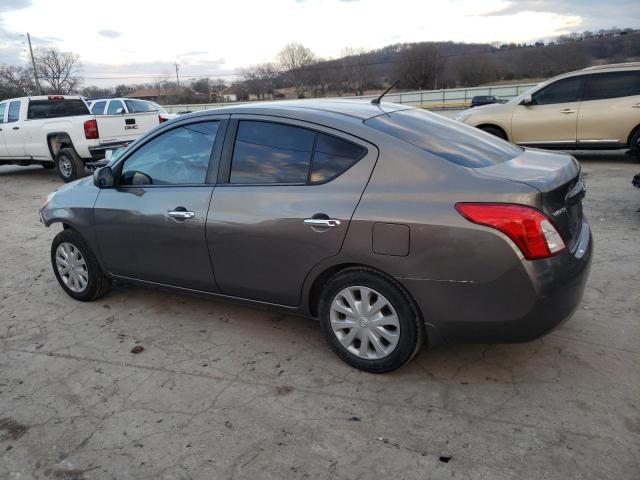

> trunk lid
[475,148,585,250]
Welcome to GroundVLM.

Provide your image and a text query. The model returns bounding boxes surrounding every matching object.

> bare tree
[395,43,445,90]
[0,64,35,97]
[453,54,500,87]
[340,47,371,96]
[241,62,279,100]
[277,42,316,98]
[33,47,82,94]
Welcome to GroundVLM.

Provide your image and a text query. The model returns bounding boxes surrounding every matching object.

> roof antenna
[371,80,399,105]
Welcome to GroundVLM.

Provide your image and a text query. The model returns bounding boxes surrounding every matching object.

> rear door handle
[168,210,195,219]
[12,126,19,130]
[560,109,575,114]
[304,218,341,228]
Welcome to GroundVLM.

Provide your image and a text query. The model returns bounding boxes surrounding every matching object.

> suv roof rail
[581,62,640,71]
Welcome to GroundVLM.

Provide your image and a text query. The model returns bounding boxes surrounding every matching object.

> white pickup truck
[0,95,167,182]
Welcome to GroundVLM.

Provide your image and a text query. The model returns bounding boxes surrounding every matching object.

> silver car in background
[40,100,592,372]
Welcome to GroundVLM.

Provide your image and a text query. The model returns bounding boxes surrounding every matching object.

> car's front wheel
[319,268,425,373]
[51,229,112,301]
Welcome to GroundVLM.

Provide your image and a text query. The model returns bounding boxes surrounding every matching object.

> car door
[94,117,227,291]
[577,70,640,146]
[0,102,8,157]
[207,116,378,306]
[3,100,26,158]
[511,76,584,146]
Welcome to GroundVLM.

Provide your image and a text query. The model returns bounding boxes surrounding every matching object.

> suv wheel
[479,126,508,141]
[55,148,85,182]
[51,229,112,301]
[319,268,425,373]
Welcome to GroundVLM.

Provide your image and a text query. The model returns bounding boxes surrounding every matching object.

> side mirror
[93,166,115,188]
[521,95,533,106]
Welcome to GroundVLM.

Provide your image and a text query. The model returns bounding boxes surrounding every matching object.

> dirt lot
[1,155,639,480]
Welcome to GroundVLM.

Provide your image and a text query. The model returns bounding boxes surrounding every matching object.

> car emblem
[552,206,567,217]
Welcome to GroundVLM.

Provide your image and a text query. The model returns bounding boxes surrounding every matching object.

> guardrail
[161,82,538,113]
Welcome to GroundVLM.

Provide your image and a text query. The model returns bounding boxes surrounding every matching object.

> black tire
[51,229,112,301]
[55,148,86,183]
[41,162,55,169]
[479,126,508,141]
[627,129,640,160]
[318,268,425,373]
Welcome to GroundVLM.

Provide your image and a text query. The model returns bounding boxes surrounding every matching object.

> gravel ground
[0,154,639,480]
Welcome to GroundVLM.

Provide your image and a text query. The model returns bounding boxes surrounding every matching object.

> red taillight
[84,119,99,139]
[48,95,64,100]
[455,203,565,260]
[159,115,168,123]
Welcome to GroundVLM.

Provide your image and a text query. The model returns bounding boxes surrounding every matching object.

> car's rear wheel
[51,229,111,301]
[319,268,425,373]
[55,148,85,182]
[479,126,508,141]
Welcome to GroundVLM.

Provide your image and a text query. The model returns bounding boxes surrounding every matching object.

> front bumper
[402,220,593,345]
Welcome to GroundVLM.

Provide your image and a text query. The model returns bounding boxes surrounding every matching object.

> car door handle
[12,126,19,130]
[560,109,575,114]
[168,210,195,219]
[632,103,640,108]
[304,218,341,228]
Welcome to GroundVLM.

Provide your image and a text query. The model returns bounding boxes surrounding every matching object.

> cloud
[478,0,640,32]
[98,29,122,39]
[0,0,32,13]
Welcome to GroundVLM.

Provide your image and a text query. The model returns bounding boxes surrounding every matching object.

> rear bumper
[402,220,593,345]
[88,141,129,160]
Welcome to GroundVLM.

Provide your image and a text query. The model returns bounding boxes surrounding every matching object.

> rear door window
[366,108,522,168]
[0,103,6,123]
[230,121,315,184]
[532,77,583,105]
[7,101,21,122]
[91,101,107,115]
[581,71,640,101]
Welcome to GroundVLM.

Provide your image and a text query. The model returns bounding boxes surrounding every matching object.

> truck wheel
[55,148,85,182]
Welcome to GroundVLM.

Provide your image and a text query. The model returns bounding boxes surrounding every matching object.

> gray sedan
[40,100,592,372]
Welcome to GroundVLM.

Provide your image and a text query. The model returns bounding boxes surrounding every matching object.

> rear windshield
[366,109,522,168]
[27,99,89,119]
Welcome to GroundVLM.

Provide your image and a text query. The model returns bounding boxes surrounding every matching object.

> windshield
[366,108,523,168]
[125,99,161,113]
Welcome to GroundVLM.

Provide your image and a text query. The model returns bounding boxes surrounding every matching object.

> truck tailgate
[96,112,160,144]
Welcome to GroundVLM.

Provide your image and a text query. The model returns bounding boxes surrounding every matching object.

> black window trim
[580,70,640,102]
[112,115,229,188]
[218,115,370,187]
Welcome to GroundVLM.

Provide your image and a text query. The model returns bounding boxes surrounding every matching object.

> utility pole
[175,62,180,87]
[27,33,42,95]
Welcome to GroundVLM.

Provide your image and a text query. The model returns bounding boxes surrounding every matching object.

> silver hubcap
[55,242,88,293]
[59,156,72,178]
[330,286,400,360]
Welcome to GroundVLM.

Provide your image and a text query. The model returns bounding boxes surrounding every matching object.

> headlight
[41,191,55,210]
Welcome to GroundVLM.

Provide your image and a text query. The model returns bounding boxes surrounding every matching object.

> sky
[0,0,638,87]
